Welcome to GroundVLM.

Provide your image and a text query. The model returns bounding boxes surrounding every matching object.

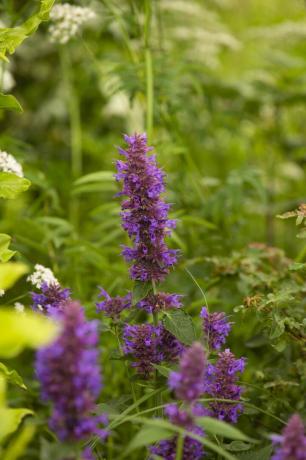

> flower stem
[144,0,154,142]
[175,433,184,460]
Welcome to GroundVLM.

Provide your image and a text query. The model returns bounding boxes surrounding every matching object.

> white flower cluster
[0,289,5,297]
[27,264,58,289]
[49,3,96,44]
[0,151,23,177]
[14,302,25,313]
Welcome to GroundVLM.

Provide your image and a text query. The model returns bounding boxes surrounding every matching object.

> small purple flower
[138,292,182,313]
[150,426,204,460]
[96,287,131,321]
[31,282,71,314]
[271,414,306,460]
[200,307,232,350]
[36,301,107,441]
[169,342,207,403]
[204,348,245,423]
[115,133,178,282]
[161,327,185,362]
[123,323,164,377]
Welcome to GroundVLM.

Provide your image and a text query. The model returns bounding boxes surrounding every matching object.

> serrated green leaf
[0,234,16,262]
[0,262,28,290]
[0,173,31,199]
[0,407,33,442]
[163,309,196,345]
[0,363,26,390]
[0,93,23,112]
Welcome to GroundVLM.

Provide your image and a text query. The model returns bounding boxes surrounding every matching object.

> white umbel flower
[49,4,96,44]
[27,264,58,289]
[14,302,25,313]
[0,151,23,177]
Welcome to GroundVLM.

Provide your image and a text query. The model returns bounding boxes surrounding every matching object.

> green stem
[175,433,184,460]
[144,0,154,142]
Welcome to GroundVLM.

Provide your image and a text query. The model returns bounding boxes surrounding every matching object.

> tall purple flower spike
[271,414,306,460]
[115,133,177,281]
[201,307,232,350]
[169,342,207,403]
[36,301,107,441]
[204,348,245,423]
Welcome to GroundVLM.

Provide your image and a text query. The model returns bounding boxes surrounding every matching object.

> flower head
[0,151,23,177]
[201,307,232,350]
[138,292,182,313]
[49,4,96,44]
[150,426,204,460]
[161,327,185,362]
[116,133,177,282]
[31,282,71,314]
[96,288,131,321]
[204,348,245,423]
[27,264,58,289]
[169,342,206,402]
[36,301,106,441]
[271,414,306,460]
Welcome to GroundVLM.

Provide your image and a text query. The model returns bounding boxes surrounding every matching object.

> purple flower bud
[36,301,106,441]
[169,342,207,403]
[116,133,178,282]
[200,307,232,350]
[96,287,131,321]
[138,292,182,313]
[31,282,71,314]
[271,414,306,460]
[204,348,246,423]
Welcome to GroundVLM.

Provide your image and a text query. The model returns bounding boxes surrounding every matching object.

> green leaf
[163,309,196,345]
[0,173,31,199]
[236,445,272,460]
[0,234,16,262]
[0,262,28,290]
[196,417,254,442]
[226,441,252,452]
[0,407,33,442]
[2,423,35,460]
[0,363,26,390]
[0,310,59,358]
[123,426,173,457]
[0,93,23,112]
[74,171,114,186]
[132,281,152,306]
[153,363,171,377]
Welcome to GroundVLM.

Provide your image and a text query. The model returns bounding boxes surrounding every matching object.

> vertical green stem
[175,433,184,460]
[144,0,154,142]
[60,46,82,231]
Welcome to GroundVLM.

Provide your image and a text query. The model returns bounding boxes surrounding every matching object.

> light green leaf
[236,445,272,460]
[123,426,173,457]
[74,171,114,186]
[0,407,33,442]
[196,417,254,442]
[163,309,196,345]
[226,441,252,452]
[0,363,26,390]
[0,263,28,290]
[0,310,59,358]
[2,423,35,460]
[0,173,31,199]
[0,234,16,262]
[0,94,23,112]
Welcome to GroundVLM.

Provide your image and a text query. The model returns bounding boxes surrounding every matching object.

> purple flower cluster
[96,287,131,321]
[115,133,177,282]
[169,342,206,402]
[201,307,232,350]
[137,292,182,313]
[204,348,246,423]
[31,282,71,314]
[150,426,204,460]
[123,323,183,377]
[36,301,107,441]
[271,414,306,460]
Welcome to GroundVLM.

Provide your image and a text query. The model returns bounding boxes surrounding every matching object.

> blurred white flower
[14,302,25,314]
[0,151,23,177]
[27,264,58,289]
[0,289,5,297]
[49,3,96,44]
[0,67,15,92]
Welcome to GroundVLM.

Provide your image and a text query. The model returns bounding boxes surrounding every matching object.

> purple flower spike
[123,323,163,377]
[116,133,178,282]
[31,282,71,314]
[138,292,182,313]
[271,414,306,460]
[96,287,131,321]
[161,327,185,362]
[150,427,204,460]
[169,342,206,403]
[36,301,107,442]
[201,307,232,350]
[204,348,246,423]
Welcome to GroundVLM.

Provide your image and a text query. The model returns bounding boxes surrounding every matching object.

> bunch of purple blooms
[271,414,306,460]
[31,282,71,314]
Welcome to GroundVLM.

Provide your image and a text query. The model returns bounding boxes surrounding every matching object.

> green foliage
[0,94,23,112]
[163,309,196,345]
[0,173,30,199]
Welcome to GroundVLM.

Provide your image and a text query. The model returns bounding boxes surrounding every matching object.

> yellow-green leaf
[0,263,28,290]
[0,407,33,442]
[0,173,31,199]
[0,94,23,112]
[0,234,16,263]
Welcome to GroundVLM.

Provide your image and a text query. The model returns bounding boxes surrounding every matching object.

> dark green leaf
[0,93,23,112]
[132,281,152,305]
[163,309,196,345]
